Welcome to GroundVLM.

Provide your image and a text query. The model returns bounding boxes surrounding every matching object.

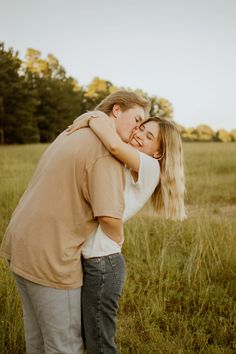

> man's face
[115,105,146,142]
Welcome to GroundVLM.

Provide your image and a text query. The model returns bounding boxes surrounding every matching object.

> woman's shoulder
[125,151,160,190]
[138,151,160,170]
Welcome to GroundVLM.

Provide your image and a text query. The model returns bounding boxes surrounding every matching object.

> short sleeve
[131,151,160,191]
[86,155,125,218]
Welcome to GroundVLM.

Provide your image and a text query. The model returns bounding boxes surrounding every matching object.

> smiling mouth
[130,137,143,147]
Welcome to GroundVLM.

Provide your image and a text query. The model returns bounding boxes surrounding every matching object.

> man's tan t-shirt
[0,129,125,289]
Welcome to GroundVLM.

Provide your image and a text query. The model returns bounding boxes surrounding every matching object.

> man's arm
[84,154,125,242]
[98,216,124,246]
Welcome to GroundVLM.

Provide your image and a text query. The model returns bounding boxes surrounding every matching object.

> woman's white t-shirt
[82,151,160,258]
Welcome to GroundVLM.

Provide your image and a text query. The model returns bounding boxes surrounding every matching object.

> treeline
[0,42,235,144]
[0,43,172,144]
[178,124,236,142]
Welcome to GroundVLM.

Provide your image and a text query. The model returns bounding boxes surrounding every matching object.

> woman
[66,112,186,353]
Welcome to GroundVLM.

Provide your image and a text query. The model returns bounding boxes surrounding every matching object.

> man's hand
[98,216,124,246]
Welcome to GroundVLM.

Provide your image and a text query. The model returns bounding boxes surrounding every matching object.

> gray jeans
[14,273,84,354]
[81,253,126,354]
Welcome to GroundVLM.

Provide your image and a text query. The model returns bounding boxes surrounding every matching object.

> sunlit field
[0,143,236,353]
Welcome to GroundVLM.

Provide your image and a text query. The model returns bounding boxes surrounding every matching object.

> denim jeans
[82,253,126,354]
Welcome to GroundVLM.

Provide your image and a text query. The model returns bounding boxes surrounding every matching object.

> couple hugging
[0,90,186,354]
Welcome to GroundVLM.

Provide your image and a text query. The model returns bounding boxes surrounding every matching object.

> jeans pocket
[82,258,103,287]
[108,254,126,287]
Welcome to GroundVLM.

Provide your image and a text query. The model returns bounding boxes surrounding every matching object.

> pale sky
[1,0,236,130]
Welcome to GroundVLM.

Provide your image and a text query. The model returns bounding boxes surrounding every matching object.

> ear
[153,151,162,159]
[153,152,159,159]
[112,104,121,119]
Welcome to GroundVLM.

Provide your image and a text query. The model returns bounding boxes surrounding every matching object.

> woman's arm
[66,111,99,131]
[89,117,140,172]
[67,111,140,172]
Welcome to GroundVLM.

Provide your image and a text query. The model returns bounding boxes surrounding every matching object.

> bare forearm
[67,110,140,172]
[89,117,122,152]
[98,216,124,245]
[90,118,140,172]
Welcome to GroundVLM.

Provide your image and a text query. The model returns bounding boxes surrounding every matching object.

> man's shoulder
[80,128,112,154]
[69,128,121,164]
[67,128,107,151]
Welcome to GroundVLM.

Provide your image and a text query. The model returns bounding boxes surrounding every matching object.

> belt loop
[101,257,105,273]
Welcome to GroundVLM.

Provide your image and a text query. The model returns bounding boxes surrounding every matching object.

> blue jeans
[82,253,126,354]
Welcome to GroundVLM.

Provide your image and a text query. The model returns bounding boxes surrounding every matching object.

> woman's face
[128,121,161,157]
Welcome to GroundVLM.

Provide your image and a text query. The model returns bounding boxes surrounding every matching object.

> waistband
[82,252,122,261]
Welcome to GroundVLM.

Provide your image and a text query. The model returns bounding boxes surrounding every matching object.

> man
[0,90,149,354]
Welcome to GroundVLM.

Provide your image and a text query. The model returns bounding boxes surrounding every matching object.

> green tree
[0,43,39,143]
[231,129,236,142]
[34,76,85,142]
[84,77,117,111]
[24,49,66,80]
[149,95,173,118]
[23,48,86,142]
[216,129,232,142]
[0,43,177,144]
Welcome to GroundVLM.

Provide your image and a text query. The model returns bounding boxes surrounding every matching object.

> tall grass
[184,143,236,205]
[118,214,236,353]
[0,143,236,353]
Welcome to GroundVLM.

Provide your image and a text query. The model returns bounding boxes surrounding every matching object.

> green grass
[0,142,236,353]
[184,143,236,205]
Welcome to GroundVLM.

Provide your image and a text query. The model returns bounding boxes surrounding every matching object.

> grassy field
[0,142,236,353]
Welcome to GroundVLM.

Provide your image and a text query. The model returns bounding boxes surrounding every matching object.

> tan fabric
[0,129,125,289]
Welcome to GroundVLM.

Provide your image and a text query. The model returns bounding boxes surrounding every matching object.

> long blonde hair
[143,117,186,221]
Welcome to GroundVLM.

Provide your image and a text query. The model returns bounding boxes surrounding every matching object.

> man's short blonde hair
[95,90,150,115]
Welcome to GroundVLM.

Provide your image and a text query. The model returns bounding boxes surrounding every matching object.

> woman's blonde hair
[95,90,150,115]
[143,117,186,221]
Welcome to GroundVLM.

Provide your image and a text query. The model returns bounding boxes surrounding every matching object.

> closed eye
[147,133,154,140]
[139,125,145,132]
[135,116,143,123]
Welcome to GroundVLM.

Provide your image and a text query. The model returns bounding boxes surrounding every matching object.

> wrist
[88,115,95,127]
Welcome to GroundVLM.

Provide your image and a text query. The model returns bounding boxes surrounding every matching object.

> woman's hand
[66,111,108,135]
